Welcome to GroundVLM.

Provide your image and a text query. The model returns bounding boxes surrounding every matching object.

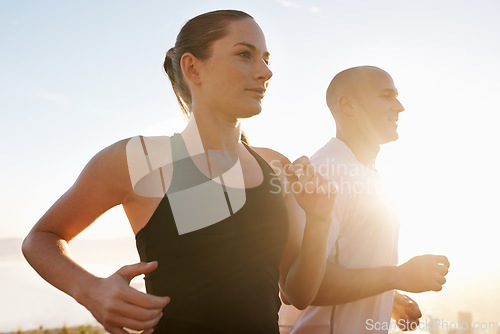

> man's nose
[395,99,405,112]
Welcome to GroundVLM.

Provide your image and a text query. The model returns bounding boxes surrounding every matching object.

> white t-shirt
[279,138,400,334]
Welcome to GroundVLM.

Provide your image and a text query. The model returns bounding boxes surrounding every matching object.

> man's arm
[312,255,449,305]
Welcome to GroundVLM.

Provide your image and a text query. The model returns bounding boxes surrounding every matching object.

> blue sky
[1,0,500,320]
[2,0,500,248]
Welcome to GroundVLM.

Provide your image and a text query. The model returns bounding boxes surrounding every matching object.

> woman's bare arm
[22,139,169,334]
[257,149,335,310]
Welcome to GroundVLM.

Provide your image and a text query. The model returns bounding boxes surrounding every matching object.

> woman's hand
[80,261,170,334]
[284,156,337,223]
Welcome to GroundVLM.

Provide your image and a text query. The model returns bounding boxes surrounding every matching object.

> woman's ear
[180,52,201,85]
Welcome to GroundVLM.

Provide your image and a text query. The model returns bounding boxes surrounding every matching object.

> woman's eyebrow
[233,42,256,49]
[233,42,271,58]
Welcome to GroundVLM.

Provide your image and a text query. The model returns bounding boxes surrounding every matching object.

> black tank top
[135,134,289,334]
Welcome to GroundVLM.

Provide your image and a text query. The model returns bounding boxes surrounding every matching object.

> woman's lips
[247,88,266,98]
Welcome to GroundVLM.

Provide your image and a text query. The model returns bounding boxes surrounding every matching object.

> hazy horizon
[3,237,500,332]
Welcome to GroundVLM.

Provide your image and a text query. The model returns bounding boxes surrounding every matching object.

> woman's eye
[238,51,251,59]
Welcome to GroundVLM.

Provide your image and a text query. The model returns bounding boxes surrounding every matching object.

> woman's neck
[181,112,242,153]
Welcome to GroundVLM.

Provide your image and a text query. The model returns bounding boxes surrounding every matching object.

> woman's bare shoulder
[125,135,172,161]
[77,135,172,196]
[75,138,134,196]
[125,135,173,198]
[251,146,291,167]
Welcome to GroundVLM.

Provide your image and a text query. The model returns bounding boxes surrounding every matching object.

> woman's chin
[240,103,263,119]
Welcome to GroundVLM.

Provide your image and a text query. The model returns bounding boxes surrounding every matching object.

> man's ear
[338,95,356,117]
[180,52,201,85]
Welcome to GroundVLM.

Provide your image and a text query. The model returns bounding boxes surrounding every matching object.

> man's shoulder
[311,138,356,174]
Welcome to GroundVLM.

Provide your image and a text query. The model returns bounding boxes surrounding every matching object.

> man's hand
[392,291,422,331]
[395,255,450,293]
[80,261,170,334]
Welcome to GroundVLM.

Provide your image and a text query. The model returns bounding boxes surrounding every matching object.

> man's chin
[380,132,399,144]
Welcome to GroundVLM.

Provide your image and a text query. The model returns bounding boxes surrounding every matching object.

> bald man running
[279,66,450,334]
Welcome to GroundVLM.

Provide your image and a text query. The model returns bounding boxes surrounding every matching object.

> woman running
[23,10,335,334]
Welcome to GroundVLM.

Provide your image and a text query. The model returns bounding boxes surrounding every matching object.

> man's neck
[336,131,380,168]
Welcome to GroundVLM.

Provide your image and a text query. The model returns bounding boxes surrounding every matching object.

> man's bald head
[325,66,404,145]
[326,66,390,117]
